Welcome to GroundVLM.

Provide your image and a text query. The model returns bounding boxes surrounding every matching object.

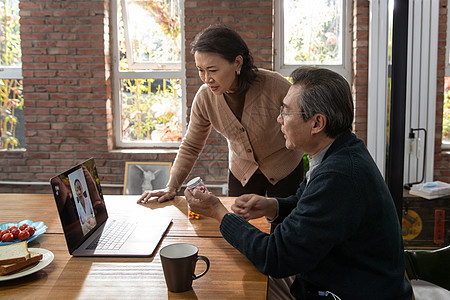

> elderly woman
[139,25,303,203]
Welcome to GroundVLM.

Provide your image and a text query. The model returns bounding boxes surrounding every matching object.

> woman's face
[194,51,242,95]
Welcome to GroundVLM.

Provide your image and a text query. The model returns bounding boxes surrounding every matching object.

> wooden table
[0,194,270,299]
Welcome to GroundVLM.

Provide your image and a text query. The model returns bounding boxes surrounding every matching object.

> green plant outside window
[117,0,182,145]
[121,78,181,142]
[443,77,450,146]
[1,0,24,150]
[283,0,343,65]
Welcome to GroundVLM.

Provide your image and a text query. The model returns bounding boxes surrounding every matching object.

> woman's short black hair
[191,24,258,94]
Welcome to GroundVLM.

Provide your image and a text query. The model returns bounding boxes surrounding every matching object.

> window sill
[109,148,179,154]
[0,148,26,153]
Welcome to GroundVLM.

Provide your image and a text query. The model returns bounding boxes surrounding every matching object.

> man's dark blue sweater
[220,131,412,299]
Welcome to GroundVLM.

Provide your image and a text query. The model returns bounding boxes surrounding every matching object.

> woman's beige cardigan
[168,69,303,191]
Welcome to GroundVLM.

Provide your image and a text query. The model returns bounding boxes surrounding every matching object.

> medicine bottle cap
[186,177,202,189]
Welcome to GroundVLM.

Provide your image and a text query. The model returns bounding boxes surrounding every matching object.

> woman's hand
[231,194,278,221]
[184,189,229,222]
[138,187,177,203]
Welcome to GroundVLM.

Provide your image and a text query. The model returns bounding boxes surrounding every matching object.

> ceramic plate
[0,220,47,246]
[0,248,54,281]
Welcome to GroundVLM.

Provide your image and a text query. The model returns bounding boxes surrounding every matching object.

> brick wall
[352,0,369,141]
[184,0,274,185]
[1,0,180,194]
[0,0,448,195]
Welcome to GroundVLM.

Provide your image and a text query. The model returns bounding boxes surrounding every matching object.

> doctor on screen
[73,178,96,234]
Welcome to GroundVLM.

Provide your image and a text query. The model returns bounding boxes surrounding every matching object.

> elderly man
[185,67,412,299]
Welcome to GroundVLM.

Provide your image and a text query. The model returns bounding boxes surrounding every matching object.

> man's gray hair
[290,66,354,138]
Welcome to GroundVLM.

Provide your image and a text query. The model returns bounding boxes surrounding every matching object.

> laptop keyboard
[87,220,136,250]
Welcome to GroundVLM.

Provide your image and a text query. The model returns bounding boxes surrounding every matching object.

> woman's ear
[311,114,327,134]
[235,55,243,71]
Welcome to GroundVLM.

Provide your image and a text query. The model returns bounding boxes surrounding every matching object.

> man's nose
[277,113,283,124]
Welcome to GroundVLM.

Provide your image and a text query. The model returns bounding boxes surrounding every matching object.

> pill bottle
[186,177,208,219]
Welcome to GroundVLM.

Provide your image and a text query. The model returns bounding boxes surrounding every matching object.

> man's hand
[86,217,96,230]
[138,187,177,203]
[184,189,229,222]
[231,194,278,221]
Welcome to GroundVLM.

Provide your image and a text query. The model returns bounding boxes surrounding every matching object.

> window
[444,77,450,148]
[444,0,450,148]
[0,0,24,150]
[112,0,184,148]
[275,0,351,80]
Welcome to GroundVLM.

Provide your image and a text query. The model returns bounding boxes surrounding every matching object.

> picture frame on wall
[123,162,172,195]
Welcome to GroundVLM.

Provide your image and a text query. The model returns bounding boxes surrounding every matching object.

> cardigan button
[241,127,245,132]
[269,178,275,181]
[247,149,252,153]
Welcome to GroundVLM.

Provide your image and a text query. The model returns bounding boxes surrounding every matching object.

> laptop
[50,158,172,257]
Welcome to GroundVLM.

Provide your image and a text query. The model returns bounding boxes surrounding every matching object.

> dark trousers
[227,160,303,197]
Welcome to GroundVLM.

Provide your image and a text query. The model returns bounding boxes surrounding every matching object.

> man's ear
[311,114,327,134]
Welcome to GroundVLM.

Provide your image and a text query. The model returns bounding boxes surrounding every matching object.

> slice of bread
[0,241,30,265]
[0,251,43,275]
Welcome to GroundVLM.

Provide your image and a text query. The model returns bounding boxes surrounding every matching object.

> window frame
[274,0,352,81]
[121,0,182,70]
[444,0,450,150]
[0,67,22,79]
[0,0,22,79]
[446,0,450,77]
[1,0,24,150]
[111,0,186,148]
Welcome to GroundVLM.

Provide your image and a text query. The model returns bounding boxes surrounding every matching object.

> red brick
[1,0,447,193]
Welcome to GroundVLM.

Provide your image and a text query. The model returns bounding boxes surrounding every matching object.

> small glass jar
[186,177,208,220]
[187,177,208,194]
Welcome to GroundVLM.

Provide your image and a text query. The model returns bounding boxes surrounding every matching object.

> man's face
[75,181,83,200]
[277,85,311,152]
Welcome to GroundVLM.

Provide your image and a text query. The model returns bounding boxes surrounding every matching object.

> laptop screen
[50,158,108,253]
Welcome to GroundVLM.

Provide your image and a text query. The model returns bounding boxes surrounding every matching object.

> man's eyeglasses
[279,106,306,121]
